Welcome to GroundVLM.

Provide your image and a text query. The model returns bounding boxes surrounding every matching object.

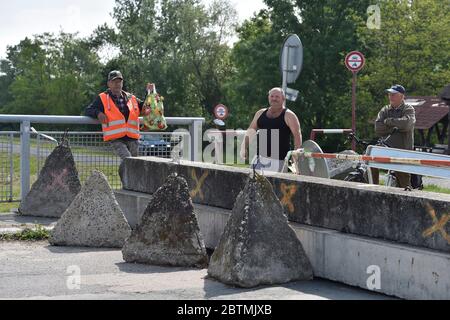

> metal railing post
[9,133,14,202]
[20,121,31,200]
[36,134,41,174]
[189,120,203,162]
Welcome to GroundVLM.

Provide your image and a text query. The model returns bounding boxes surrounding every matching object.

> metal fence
[0,132,14,202]
[0,130,190,203]
[0,115,204,203]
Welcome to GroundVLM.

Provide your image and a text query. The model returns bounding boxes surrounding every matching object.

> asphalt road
[0,241,392,300]
[378,175,450,189]
[421,177,450,188]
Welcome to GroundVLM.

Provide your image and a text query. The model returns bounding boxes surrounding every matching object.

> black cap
[108,70,123,82]
[386,84,406,94]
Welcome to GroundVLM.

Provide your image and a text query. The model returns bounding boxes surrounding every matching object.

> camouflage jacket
[375,102,416,150]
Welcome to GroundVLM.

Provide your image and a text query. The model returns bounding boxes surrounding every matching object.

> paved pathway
[422,177,450,189]
[378,175,450,189]
[0,213,55,234]
[0,241,392,300]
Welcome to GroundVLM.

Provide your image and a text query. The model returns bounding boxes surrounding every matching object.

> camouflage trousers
[110,139,139,162]
[110,139,139,184]
[371,168,411,188]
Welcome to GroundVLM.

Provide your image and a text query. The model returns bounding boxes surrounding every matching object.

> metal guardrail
[0,115,204,202]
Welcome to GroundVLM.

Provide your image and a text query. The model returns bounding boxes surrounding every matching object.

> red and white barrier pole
[292,150,450,168]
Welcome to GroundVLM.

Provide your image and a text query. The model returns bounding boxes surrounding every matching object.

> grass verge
[0,225,50,241]
[423,184,450,195]
[0,202,19,214]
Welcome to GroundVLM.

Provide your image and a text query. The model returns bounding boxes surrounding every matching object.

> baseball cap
[108,70,123,82]
[386,84,405,94]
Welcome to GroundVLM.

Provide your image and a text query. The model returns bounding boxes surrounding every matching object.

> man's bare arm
[285,110,302,149]
[240,109,266,160]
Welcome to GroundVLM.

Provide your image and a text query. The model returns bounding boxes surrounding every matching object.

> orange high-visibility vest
[99,92,140,142]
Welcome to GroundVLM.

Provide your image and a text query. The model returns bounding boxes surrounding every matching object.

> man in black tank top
[240,87,302,172]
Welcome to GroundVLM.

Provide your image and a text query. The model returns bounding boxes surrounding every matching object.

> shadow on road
[202,276,394,300]
[115,261,201,275]
[45,244,119,254]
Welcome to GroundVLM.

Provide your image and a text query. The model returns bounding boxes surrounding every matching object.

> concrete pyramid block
[50,170,131,248]
[19,143,81,218]
[122,173,208,268]
[208,174,313,288]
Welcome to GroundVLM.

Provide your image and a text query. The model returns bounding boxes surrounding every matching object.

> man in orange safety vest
[86,70,154,159]
[85,70,153,182]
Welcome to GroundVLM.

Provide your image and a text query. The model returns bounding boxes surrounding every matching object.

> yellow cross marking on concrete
[189,170,209,200]
[422,203,450,244]
[280,183,297,213]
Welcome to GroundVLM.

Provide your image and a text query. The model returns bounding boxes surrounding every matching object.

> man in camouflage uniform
[374,84,416,189]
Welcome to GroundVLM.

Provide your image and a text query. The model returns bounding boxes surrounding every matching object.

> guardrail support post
[190,120,203,162]
[20,121,31,200]
[9,133,14,202]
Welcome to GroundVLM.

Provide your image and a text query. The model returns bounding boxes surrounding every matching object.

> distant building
[406,96,449,151]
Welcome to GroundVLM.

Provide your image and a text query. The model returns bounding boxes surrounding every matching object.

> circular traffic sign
[213,104,229,120]
[345,51,365,73]
[280,34,303,84]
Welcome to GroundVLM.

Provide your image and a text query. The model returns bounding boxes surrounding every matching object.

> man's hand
[97,112,108,124]
[240,147,248,161]
[146,83,155,92]
[384,118,393,126]
[240,136,250,161]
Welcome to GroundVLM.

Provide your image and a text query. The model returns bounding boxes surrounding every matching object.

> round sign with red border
[214,104,229,120]
[345,51,365,73]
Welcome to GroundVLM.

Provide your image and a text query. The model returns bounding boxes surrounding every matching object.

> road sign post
[345,51,365,151]
[351,72,357,151]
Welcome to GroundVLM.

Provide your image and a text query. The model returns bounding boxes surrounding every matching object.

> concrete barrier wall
[294,224,450,300]
[121,157,450,253]
[115,189,450,300]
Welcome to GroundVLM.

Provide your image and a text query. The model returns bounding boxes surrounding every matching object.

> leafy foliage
[94,0,237,117]
[0,33,103,116]
[0,224,50,242]
[357,0,450,128]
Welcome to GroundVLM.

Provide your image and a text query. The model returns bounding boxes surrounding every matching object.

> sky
[0,0,267,60]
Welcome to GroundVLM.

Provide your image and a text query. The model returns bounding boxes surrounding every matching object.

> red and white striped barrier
[291,149,450,168]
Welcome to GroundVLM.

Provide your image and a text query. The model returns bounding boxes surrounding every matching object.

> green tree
[0,57,16,111]
[0,33,103,116]
[1,37,50,114]
[283,0,370,143]
[224,11,282,129]
[357,0,450,125]
[226,0,371,150]
[94,0,237,118]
